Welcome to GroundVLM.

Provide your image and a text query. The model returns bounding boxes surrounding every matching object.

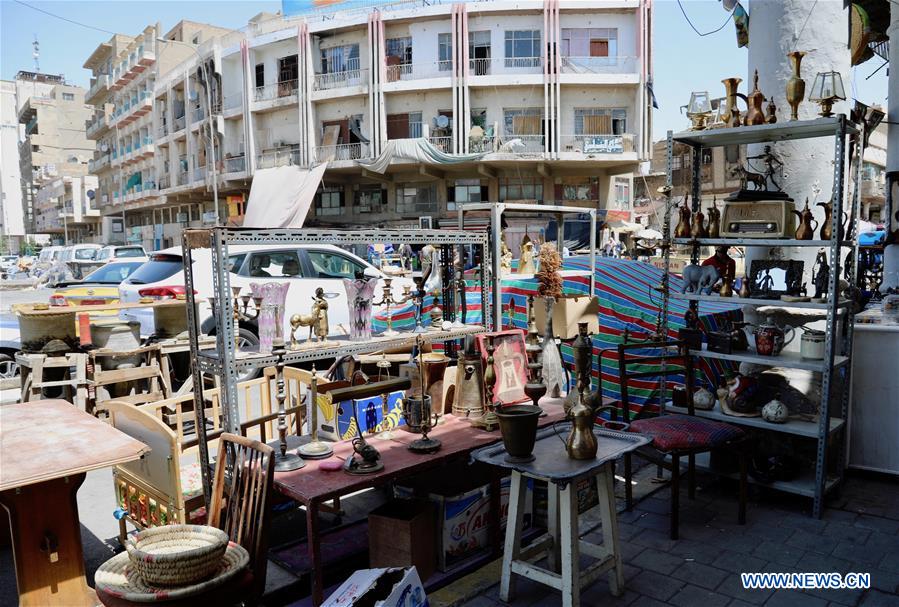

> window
[306,251,366,280]
[448,179,485,211]
[438,33,453,71]
[279,55,299,83]
[469,31,491,75]
[355,186,384,213]
[84,262,142,283]
[500,180,543,202]
[62,92,75,101]
[242,250,302,278]
[192,34,201,45]
[504,31,541,66]
[701,149,713,165]
[255,63,264,88]
[386,37,412,64]
[560,28,619,58]
[320,45,360,74]
[562,184,593,201]
[574,108,627,135]
[614,177,630,208]
[671,155,683,170]
[470,108,487,130]
[396,184,438,214]
[315,189,343,216]
[503,108,543,136]
[408,112,423,138]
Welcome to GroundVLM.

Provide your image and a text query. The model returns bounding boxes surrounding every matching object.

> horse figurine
[730,165,767,191]
[288,288,329,349]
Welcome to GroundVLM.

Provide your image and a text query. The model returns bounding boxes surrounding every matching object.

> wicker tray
[125,524,229,586]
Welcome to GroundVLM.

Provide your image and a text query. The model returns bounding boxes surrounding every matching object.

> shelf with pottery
[687,451,841,499]
[666,403,844,439]
[688,344,848,373]
[671,292,851,311]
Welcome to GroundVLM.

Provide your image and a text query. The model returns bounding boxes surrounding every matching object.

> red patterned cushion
[628,414,744,452]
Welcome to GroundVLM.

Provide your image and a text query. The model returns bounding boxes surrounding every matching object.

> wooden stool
[501,462,623,607]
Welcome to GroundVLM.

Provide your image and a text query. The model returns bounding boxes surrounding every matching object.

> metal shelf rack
[457,202,598,329]
[182,227,491,497]
[664,115,861,518]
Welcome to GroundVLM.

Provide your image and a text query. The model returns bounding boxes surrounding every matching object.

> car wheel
[0,353,19,379]
[236,328,261,382]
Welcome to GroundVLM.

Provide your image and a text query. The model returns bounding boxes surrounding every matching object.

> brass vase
[721,78,746,127]
[786,51,807,121]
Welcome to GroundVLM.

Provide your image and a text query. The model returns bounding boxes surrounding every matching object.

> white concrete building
[861,121,887,223]
[0,80,26,253]
[143,0,652,238]
[33,175,100,240]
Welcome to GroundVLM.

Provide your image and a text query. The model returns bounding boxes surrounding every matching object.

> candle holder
[406,338,442,453]
[375,355,398,440]
[297,364,334,460]
[411,277,427,334]
[372,278,401,336]
[272,343,305,472]
[214,288,262,351]
[523,297,546,414]
[451,249,466,329]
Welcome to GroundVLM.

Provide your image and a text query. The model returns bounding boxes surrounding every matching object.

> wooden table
[273,399,567,606]
[0,400,150,606]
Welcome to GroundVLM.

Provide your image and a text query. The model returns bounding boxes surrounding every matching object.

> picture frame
[748,259,804,299]
[475,329,529,405]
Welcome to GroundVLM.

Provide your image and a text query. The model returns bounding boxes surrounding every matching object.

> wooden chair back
[209,433,275,598]
[603,339,694,423]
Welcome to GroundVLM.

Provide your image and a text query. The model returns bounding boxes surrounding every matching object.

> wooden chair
[209,433,275,604]
[604,339,748,540]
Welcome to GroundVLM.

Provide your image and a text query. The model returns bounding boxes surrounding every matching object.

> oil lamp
[682,91,713,130]
[808,71,845,118]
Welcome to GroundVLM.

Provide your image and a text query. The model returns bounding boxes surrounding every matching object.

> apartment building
[143,0,652,237]
[0,81,26,253]
[32,175,100,240]
[16,73,96,244]
[861,121,887,223]
[84,21,232,249]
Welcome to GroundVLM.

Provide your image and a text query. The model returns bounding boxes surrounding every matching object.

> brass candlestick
[372,278,400,336]
[297,363,333,460]
[272,342,305,472]
[411,277,427,334]
[408,337,442,453]
[375,354,397,440]
[472,335,499,431]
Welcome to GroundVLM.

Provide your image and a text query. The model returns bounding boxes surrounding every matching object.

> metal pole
[62,203,68,246]
[200,62,220,225]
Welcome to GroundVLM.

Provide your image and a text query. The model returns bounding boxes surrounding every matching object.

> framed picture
[748,260,804,299]
[475,330,529,405]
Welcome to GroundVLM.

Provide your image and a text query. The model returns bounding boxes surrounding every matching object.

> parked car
[50,261,145,311]
[95,245,148,264]
[0,255,18,279]
[61,244,103,279]
[118,245,415,345]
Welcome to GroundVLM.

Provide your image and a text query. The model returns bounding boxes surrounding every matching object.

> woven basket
[125,524,229,586]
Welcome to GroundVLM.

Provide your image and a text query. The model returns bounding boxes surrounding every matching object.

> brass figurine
[289,288,330,348]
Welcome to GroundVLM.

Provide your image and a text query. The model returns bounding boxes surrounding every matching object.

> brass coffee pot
[707,198,721,238]
[792,198,818,240]
[691,208,708,239]
[674,195,692,239]
[565,397,598,460]
[817,200,847,241]
[744,70,766,126]
[721,77,748,127]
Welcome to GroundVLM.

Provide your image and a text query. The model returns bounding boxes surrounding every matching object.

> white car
[118,244,415,346]
[95,245,149,264]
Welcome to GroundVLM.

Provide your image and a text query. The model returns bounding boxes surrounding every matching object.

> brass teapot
[744,70,766,126]
[792,198,818,240]
[707,198,721,238]
[561,402,619,460]
[691,208,708,239]
[674,195,692,239]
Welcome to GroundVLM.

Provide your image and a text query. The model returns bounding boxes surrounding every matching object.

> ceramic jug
[817,200,847,241]
[792,199,818,240]
[674,196,692,239]
[752,317,795,356]
[691,209,708,239]
[744,70,766,126]
[707,198,721,238]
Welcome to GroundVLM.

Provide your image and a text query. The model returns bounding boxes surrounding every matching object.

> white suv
[118,244,414,345]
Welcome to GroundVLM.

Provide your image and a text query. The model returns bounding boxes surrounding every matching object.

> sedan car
[50,261,144,310]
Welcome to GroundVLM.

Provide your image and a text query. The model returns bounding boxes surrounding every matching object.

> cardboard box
[534,294,600,339]
[323,567,428,607]
[318,390,405,442]
[395,474,533,571]
[368,500,436,582]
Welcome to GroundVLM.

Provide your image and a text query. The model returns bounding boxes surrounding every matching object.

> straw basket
[125,525,229,586]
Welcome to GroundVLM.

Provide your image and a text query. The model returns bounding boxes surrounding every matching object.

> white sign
[584,136,624,154]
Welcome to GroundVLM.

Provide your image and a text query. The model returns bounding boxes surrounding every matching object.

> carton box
[368,500,436,582]
[534,294,600,339]
[323,567,428,607]
[318,390,405,442]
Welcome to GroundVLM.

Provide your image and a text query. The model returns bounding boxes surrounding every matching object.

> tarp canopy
[357,138,484,174]
[242,163,327,228]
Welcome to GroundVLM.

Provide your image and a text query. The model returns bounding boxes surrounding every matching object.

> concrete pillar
[746,0,850,286]
[881,2,899,292]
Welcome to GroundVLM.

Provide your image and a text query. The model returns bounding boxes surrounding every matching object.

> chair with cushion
[603,339,748,540]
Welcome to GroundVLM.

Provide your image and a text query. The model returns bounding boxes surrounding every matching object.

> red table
[0,400,149,606]
[274,399,567,606]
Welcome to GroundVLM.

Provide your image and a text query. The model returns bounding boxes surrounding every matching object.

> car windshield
[74,248,97,260]
[82,262,143,284]
[125,254,183,284]
[307,251,366,279]
[115,247,145,258]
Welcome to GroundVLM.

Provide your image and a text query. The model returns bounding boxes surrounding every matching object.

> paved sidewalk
[444,474,899,607]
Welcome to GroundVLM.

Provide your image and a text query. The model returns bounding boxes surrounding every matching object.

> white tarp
[357,138,484,174]
[243,163,327,228]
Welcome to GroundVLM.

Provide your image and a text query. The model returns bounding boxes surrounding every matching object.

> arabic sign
[583,136,624,154]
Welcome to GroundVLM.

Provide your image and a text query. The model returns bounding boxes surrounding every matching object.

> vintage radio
[721,199,796,238]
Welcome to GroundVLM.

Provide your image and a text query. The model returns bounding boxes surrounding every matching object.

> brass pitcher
[745,70,766,126]
[565,398,598,460]
[792,198,818,240]
[721,77,748,127]
[691,208,708,239]
[451,341,486,418]
[818,200,847,241]
[674,195,692,239]
[707,198,721,238]
[785,51,807,121]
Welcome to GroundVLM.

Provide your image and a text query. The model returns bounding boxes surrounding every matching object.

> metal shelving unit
[457,202,597,329]
[182,227,491,497]
[664,116,861,517]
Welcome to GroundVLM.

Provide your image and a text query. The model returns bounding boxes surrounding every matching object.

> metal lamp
[808,71,846,118]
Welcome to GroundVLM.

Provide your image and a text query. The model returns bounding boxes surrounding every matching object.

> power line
[794,0,819,43]
[14,1,116,36]
[676,0,733,37]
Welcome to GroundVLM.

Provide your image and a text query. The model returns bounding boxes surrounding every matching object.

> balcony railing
[469,135,496,153]
[254,79,299,102]
[224,93,242,111]
[159,174,171,190]
[560,133,635,154]
[560,56,638,74]
[173,115,186,132]
[86,114,109,138]
[87,74,110,100]
[193,166,206,182]
[256,147,301,169]
[158,123,169,138]
[178,170,189,185]
[193,106,204,123]
[313,61,367,91]
[224,155,246,174]
[503,56,542,70]
[469,57,543,76]
[314,143,366,163]
[427,136,452,153]
[500,134,545,153]
[384,61,451,82]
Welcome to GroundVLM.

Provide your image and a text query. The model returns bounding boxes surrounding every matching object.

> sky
[0,0,889,142]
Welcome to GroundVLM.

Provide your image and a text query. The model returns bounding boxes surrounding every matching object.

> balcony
[173,115,186,133]
[559,133,635,154]
[88,154,111,173]
[314,143,366,163]
[178,170,189,186]
[193,166,206,182]
[427,136,452,154]
[158,123,169,138]
[254,80,299,103]
[384,61,451,83]
[159,174,171,190]
[132,47,156,72]
[313,61,366,91]
[469,57,542,76]
[86,74,110,103]
[224,155,246,174]
[137,137,154,158]
[256,147,300,169]
[193,106,205,124]
[133,92,152,116]
[497,135,545,153]
[470,135,496,153]
[86,114,110,139]
[861,176,885,200]
[560,56,638,75]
